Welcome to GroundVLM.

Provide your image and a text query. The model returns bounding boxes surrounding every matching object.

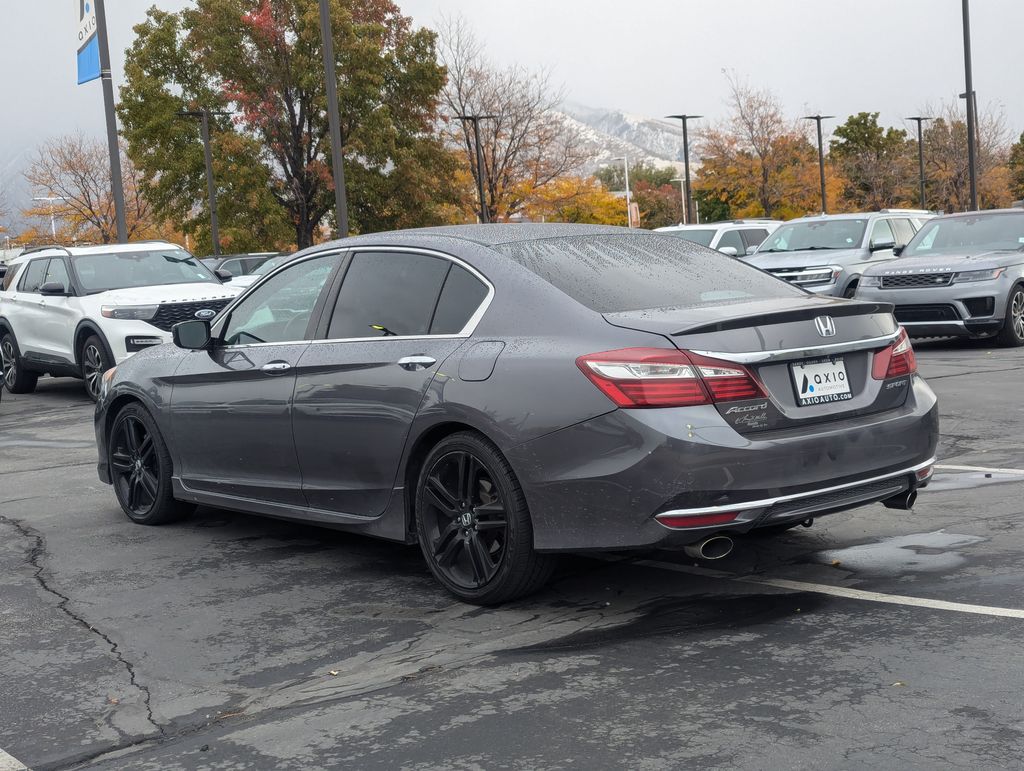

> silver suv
[745,210,933,297]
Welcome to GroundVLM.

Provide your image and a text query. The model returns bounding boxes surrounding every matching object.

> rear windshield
[905,212,1024,256]
[492,233,804,313]
[659,228,716,247]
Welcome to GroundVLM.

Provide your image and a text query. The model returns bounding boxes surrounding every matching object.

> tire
[995,285,1024,347]
[81,334,113,402]
[415,432,556,605]
[843,282,858,299]
[108,402,194,525]
[1,332,38,394]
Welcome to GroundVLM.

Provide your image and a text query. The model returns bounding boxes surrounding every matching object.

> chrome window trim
[317,246,495,344]
[214,245,494,350]
[690,330,900,364]
[656,457,935,523]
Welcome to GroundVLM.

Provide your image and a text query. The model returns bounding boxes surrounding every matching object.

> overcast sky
[2,0,1022,221]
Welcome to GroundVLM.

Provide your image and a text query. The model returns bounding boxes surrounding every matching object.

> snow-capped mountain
[558,102,691,173]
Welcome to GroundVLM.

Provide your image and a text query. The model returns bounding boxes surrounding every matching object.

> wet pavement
[1,341,1024,769]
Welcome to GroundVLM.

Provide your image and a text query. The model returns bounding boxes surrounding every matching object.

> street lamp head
[666,114,703,122]
[905,116,934,122]
[801,115,835,122]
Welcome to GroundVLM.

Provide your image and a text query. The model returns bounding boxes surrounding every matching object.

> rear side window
[430,264,489,334]
[493,233,805,313]
[328,252,449,339]
[3,262,27,291]
[18,259,49,293]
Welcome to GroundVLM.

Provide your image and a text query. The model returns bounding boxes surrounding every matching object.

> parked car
[95,225,938,604]
[225,252,296,289]
[746,210,933,297]
[655,220,781,256]
[200,252,279,277]
[0,242,239,400]
[856,209,1024,346]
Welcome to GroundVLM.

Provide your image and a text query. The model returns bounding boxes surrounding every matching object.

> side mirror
[40,281,68,296]
[215,268,233,282]
[172,319,212,350]
[892,244,905,257]
[869,240,896,253]
[719,246,739,257]
[745,245,758,256]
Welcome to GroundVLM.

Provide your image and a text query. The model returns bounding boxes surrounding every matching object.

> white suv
[0,242,239,400]
[655,219,782,256]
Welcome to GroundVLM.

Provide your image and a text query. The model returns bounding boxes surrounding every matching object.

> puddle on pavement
[923,471,1024,493]
[816,530,985,576]
[507,592,825,652]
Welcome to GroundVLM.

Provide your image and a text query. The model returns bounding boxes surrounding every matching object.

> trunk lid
[603,296,908,434]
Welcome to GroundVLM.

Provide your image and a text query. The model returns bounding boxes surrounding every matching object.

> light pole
[93,0,127,243]
[318,0,350,237]
[670,178,686,224]
[178,110,233,256]
[33,196,67,240]
[962,0,978,210]
[803,114,834,214]
[612,156,632,227]
[906,116,933,209]
[666,114,701,224]
[455,114,496,223]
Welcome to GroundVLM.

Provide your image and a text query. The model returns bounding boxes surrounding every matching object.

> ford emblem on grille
[194,309,217,319]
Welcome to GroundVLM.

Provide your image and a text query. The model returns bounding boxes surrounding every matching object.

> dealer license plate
[790,357,852,406]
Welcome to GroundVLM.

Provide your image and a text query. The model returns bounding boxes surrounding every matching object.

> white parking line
[935,463,1024,477]
[632,559,1024,620]
[0,748,29,771]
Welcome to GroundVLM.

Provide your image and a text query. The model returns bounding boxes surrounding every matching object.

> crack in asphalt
[0,517,165,747]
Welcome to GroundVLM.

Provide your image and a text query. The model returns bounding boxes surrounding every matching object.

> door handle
[397,355,436,371]
[261,361,292,375]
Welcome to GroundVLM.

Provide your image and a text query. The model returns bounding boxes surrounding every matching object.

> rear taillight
[576,348,765,408]
[871,328,917,380]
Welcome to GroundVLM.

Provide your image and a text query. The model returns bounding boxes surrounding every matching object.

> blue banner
[77,0,100,84]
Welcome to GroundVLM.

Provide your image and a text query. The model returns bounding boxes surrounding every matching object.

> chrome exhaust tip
[882,489,918,510]
[683,535,734,561]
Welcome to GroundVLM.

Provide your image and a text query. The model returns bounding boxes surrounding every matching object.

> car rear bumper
[506,376,939,551]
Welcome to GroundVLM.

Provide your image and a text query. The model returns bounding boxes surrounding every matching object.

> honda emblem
[814,315,837,338]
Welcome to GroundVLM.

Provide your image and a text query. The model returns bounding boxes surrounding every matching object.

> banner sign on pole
[77,0,100,84]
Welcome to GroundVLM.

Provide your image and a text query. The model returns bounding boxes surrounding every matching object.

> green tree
[593,160,675,192]
[1008,132,1024,202]
[119,0,458,252]
[829,112,914,210]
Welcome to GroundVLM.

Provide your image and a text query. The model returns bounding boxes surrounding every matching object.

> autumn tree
[120,0,458,251]
[1006,132,1024,202]
[21,134,166,244]
[523,176,625,225]
[922,101,1012,212]
[694,75,843,219]
[830,112,915,210]
[438,15,585,221]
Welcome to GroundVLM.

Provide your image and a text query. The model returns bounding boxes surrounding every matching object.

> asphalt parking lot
[2,339,1024,770]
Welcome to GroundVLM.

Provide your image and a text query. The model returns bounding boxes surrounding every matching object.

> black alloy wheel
[995,286,1024,347]
[109,403,193,525]
[81,335,111,401]
[416,432,555,605]
[1,333,38,394]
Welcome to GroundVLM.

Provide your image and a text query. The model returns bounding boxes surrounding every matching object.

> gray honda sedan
[95,225,938,604]
[857,209,1024,346]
